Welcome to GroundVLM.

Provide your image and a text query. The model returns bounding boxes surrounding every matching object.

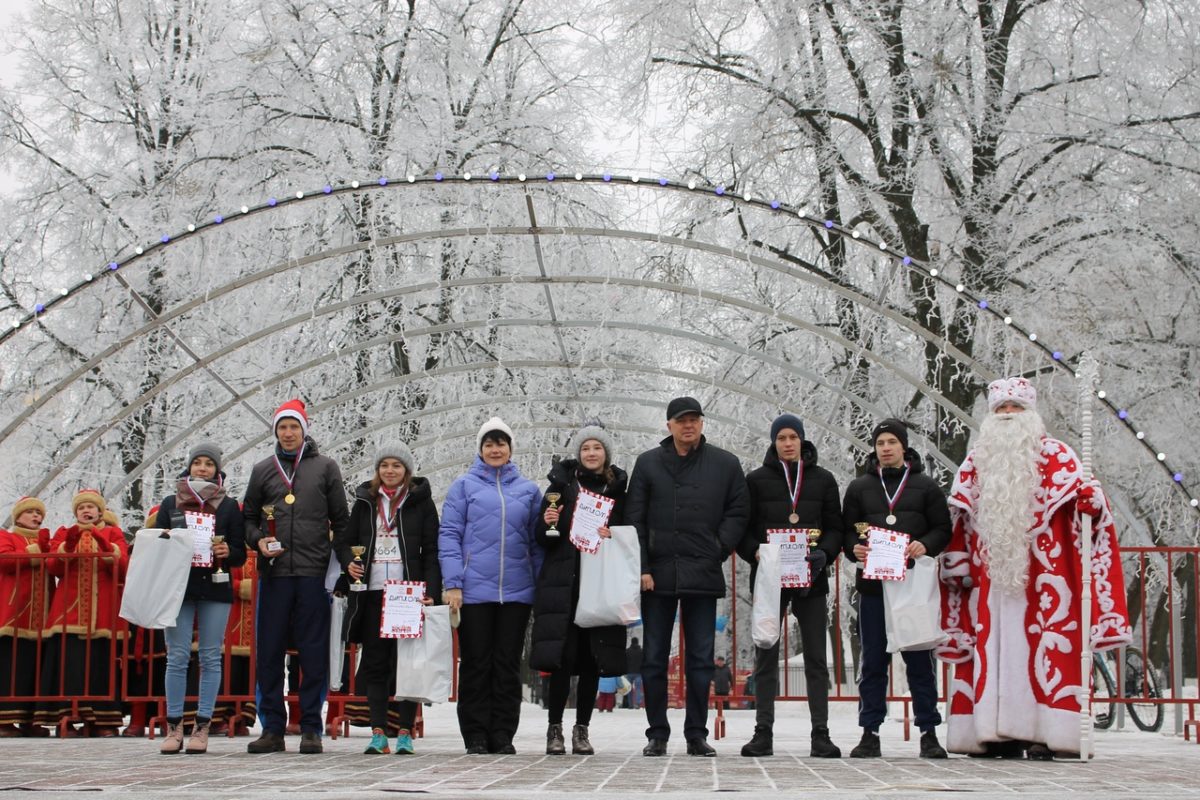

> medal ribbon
[877,463,911,520]
[780,459,804,518]
[272,442,306,496]
[377,488,407,532]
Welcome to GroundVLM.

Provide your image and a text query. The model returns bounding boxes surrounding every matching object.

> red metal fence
[2,546,1197,739]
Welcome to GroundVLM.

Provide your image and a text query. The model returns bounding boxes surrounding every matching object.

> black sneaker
[740,726,773,757]
[465,738,488,755]
[490,737,516,755]
[919,730,947,759]
[246,730,285,753]
[1026,743,1054,761]
[298,731,322,754]
[849,730,881,758]
[810,726,841,758]
[642,738,668,757]
[686,738,717,757]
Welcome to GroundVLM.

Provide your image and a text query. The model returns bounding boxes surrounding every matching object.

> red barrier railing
[4,545,1197,740]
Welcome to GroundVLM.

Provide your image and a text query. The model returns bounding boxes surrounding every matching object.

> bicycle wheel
[1123,648,1165,733]
[1092,654,1116,730]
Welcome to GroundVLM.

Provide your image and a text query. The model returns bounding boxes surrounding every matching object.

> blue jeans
[165,600,232,720]
[641,593,716,742]
[856,592,942,732]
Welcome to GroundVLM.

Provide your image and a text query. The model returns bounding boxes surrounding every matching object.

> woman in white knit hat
[439,417,543,755]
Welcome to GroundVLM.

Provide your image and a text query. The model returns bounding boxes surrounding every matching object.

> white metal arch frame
[1,173,1192,515]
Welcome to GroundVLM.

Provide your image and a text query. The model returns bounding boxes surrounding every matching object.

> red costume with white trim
[938,435,1131,754]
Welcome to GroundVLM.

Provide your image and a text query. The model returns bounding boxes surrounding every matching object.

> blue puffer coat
[439,456,544,604]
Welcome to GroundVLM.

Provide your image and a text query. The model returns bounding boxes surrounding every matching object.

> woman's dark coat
[528,459,629,676]
[335,476,442,643]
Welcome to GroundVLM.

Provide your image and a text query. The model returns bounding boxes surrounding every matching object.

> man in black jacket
[737,414,843,758]
[842,418,950,759]
[625,396,750,757]
[242,399,350,754]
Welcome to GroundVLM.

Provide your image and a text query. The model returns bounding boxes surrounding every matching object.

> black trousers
[456,602,531,748]
[255,575,330,735]
[546,626,599,727]
[751,590,831,729]
[356,590,417,731]
[0,637,38,725]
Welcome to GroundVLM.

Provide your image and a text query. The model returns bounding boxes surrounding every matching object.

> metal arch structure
[1,173,1194,522]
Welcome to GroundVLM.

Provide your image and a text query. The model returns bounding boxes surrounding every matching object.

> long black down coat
[335,477,443,644]
[528,459,628,676]
[735,440,843,598]
[625,435,750,597]
[841,448,952,596]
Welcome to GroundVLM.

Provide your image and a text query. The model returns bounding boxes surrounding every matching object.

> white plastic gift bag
[328,594,348,691]
[394,605,453,704]
[574,525,642,628]
[119,528,193,629]
[751,542,783,649]
[883,555,950,653]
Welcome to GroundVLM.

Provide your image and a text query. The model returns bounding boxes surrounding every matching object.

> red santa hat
[987,377,1037,412]
[273,398,309,438]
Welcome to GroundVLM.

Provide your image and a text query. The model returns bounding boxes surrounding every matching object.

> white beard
[972,409,1046,593]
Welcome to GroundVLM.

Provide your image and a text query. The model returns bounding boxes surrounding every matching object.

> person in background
[36,489,129,737]
[0,496,53,738]
[624,636,643,709]
[711,656,733,703]
[440,417,543,755]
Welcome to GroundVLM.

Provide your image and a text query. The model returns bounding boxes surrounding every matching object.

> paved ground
[0,702,1193,799]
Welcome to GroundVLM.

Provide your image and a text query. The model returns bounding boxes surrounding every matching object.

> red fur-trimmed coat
[938,436,1131,754]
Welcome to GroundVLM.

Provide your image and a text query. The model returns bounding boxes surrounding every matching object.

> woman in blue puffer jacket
[439,417,543,755]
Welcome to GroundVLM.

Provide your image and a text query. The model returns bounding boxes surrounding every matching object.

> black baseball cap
[667,396,704,420]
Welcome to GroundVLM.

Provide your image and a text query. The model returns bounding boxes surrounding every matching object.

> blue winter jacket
[439,456,544,604]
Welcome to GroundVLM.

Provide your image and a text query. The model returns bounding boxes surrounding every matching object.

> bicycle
[1092,646,1164,732]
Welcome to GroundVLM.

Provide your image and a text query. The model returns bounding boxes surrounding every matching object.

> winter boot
[740,725,773,757]
[571,724,594,755]
[919,729,947,759]
[546,723,566,755]
[810,725,841,758]
[185,719,211,754]
[160,720,185,755]
[849,729,881,758]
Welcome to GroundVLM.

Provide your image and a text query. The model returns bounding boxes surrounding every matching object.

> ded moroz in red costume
[938,382,1132,756]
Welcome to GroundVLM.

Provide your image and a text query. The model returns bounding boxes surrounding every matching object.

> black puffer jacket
[736,441,842,597]
[336,477,442,644]
[841,448,952,596]
[529,459,628,676]
[625,436,750,597]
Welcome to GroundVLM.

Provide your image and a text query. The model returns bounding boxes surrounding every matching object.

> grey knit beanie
[375,442,415,475]
[568,425,616,466]
[187,441,223,474]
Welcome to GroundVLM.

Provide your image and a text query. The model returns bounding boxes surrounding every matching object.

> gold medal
[285,493,295,505]
[788,513,800,524]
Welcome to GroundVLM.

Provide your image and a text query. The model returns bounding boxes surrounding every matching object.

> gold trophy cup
[262,505,282,555]
[350,545,367,591]
[211,535,229,583]
[544,493,562,538]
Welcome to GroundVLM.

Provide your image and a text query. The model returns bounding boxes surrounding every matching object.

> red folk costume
[35,490,130,731]
[938,379,1131,755]
[0,497,55,729]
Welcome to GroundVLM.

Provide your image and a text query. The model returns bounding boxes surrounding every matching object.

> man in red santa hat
[938,377,1132,760]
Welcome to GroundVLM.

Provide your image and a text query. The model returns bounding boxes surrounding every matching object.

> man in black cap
[841,418,951,759]
[625,396,749,757]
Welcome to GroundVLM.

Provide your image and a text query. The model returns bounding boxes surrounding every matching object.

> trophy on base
[350,545,367,591]
[263,504,283,555]
[544,493,562,537]
[211,534,229,583]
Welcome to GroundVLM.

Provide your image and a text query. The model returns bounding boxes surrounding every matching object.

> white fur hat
[987,377,1037,412]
